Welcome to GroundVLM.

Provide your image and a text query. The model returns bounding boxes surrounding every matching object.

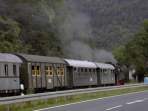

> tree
[0,16,23,52]
[26,31,63,56]
[113,19,148,81]
[113,46,128,65]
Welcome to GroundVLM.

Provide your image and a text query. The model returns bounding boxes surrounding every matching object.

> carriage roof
[16,54,66,64]
[0,53,22,63]
[64,59,97,68]
[95,62,115,70]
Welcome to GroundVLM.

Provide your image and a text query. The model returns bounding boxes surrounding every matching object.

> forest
[0,0,148,69]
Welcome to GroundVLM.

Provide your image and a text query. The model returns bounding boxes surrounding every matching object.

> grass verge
[0,86,148,111]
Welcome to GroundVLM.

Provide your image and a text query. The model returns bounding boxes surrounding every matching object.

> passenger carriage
[16,54,67,93]
[64,59,98,88]
[0,53,22,94]
[95,62,115,86]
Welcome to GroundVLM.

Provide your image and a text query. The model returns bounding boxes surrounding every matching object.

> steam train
[0,53,117,95]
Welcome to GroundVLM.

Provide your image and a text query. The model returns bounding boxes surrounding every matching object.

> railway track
[0,83,147,105]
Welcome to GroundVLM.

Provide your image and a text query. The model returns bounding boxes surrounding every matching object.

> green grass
[1,86,148,111]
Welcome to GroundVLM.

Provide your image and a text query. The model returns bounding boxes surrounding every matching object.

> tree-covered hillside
[0,0,148,62]
[0,0,64,56]
[70,0,148,48]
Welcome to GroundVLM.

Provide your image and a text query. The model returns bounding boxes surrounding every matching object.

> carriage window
[81,68,84,72]
[113,70,115,73]
[112,70,114,74]
[4,64,8,76]
[101,69,103,72]
[85,68,87,72]
[89,69,91,72]
[13,65,17,76]
[104,69,107,74]
[37,66,41,76]
[93,69,96,72]
[56,67,64,76]
[45,66,53,76]
[60,67,64,76]
[32,66,35,76]
[56,67,60,75]
[32,66,41,76]
[77,68,80,72]
[74,68,76,71]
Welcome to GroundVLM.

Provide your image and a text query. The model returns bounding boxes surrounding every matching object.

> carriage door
[45,65,54,89]
[53,64,64,88]
[97,68,101,86]
[31,64,41,89]
[67,67,73,88]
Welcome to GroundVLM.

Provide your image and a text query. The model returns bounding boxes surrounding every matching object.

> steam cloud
[56,1,117,63]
